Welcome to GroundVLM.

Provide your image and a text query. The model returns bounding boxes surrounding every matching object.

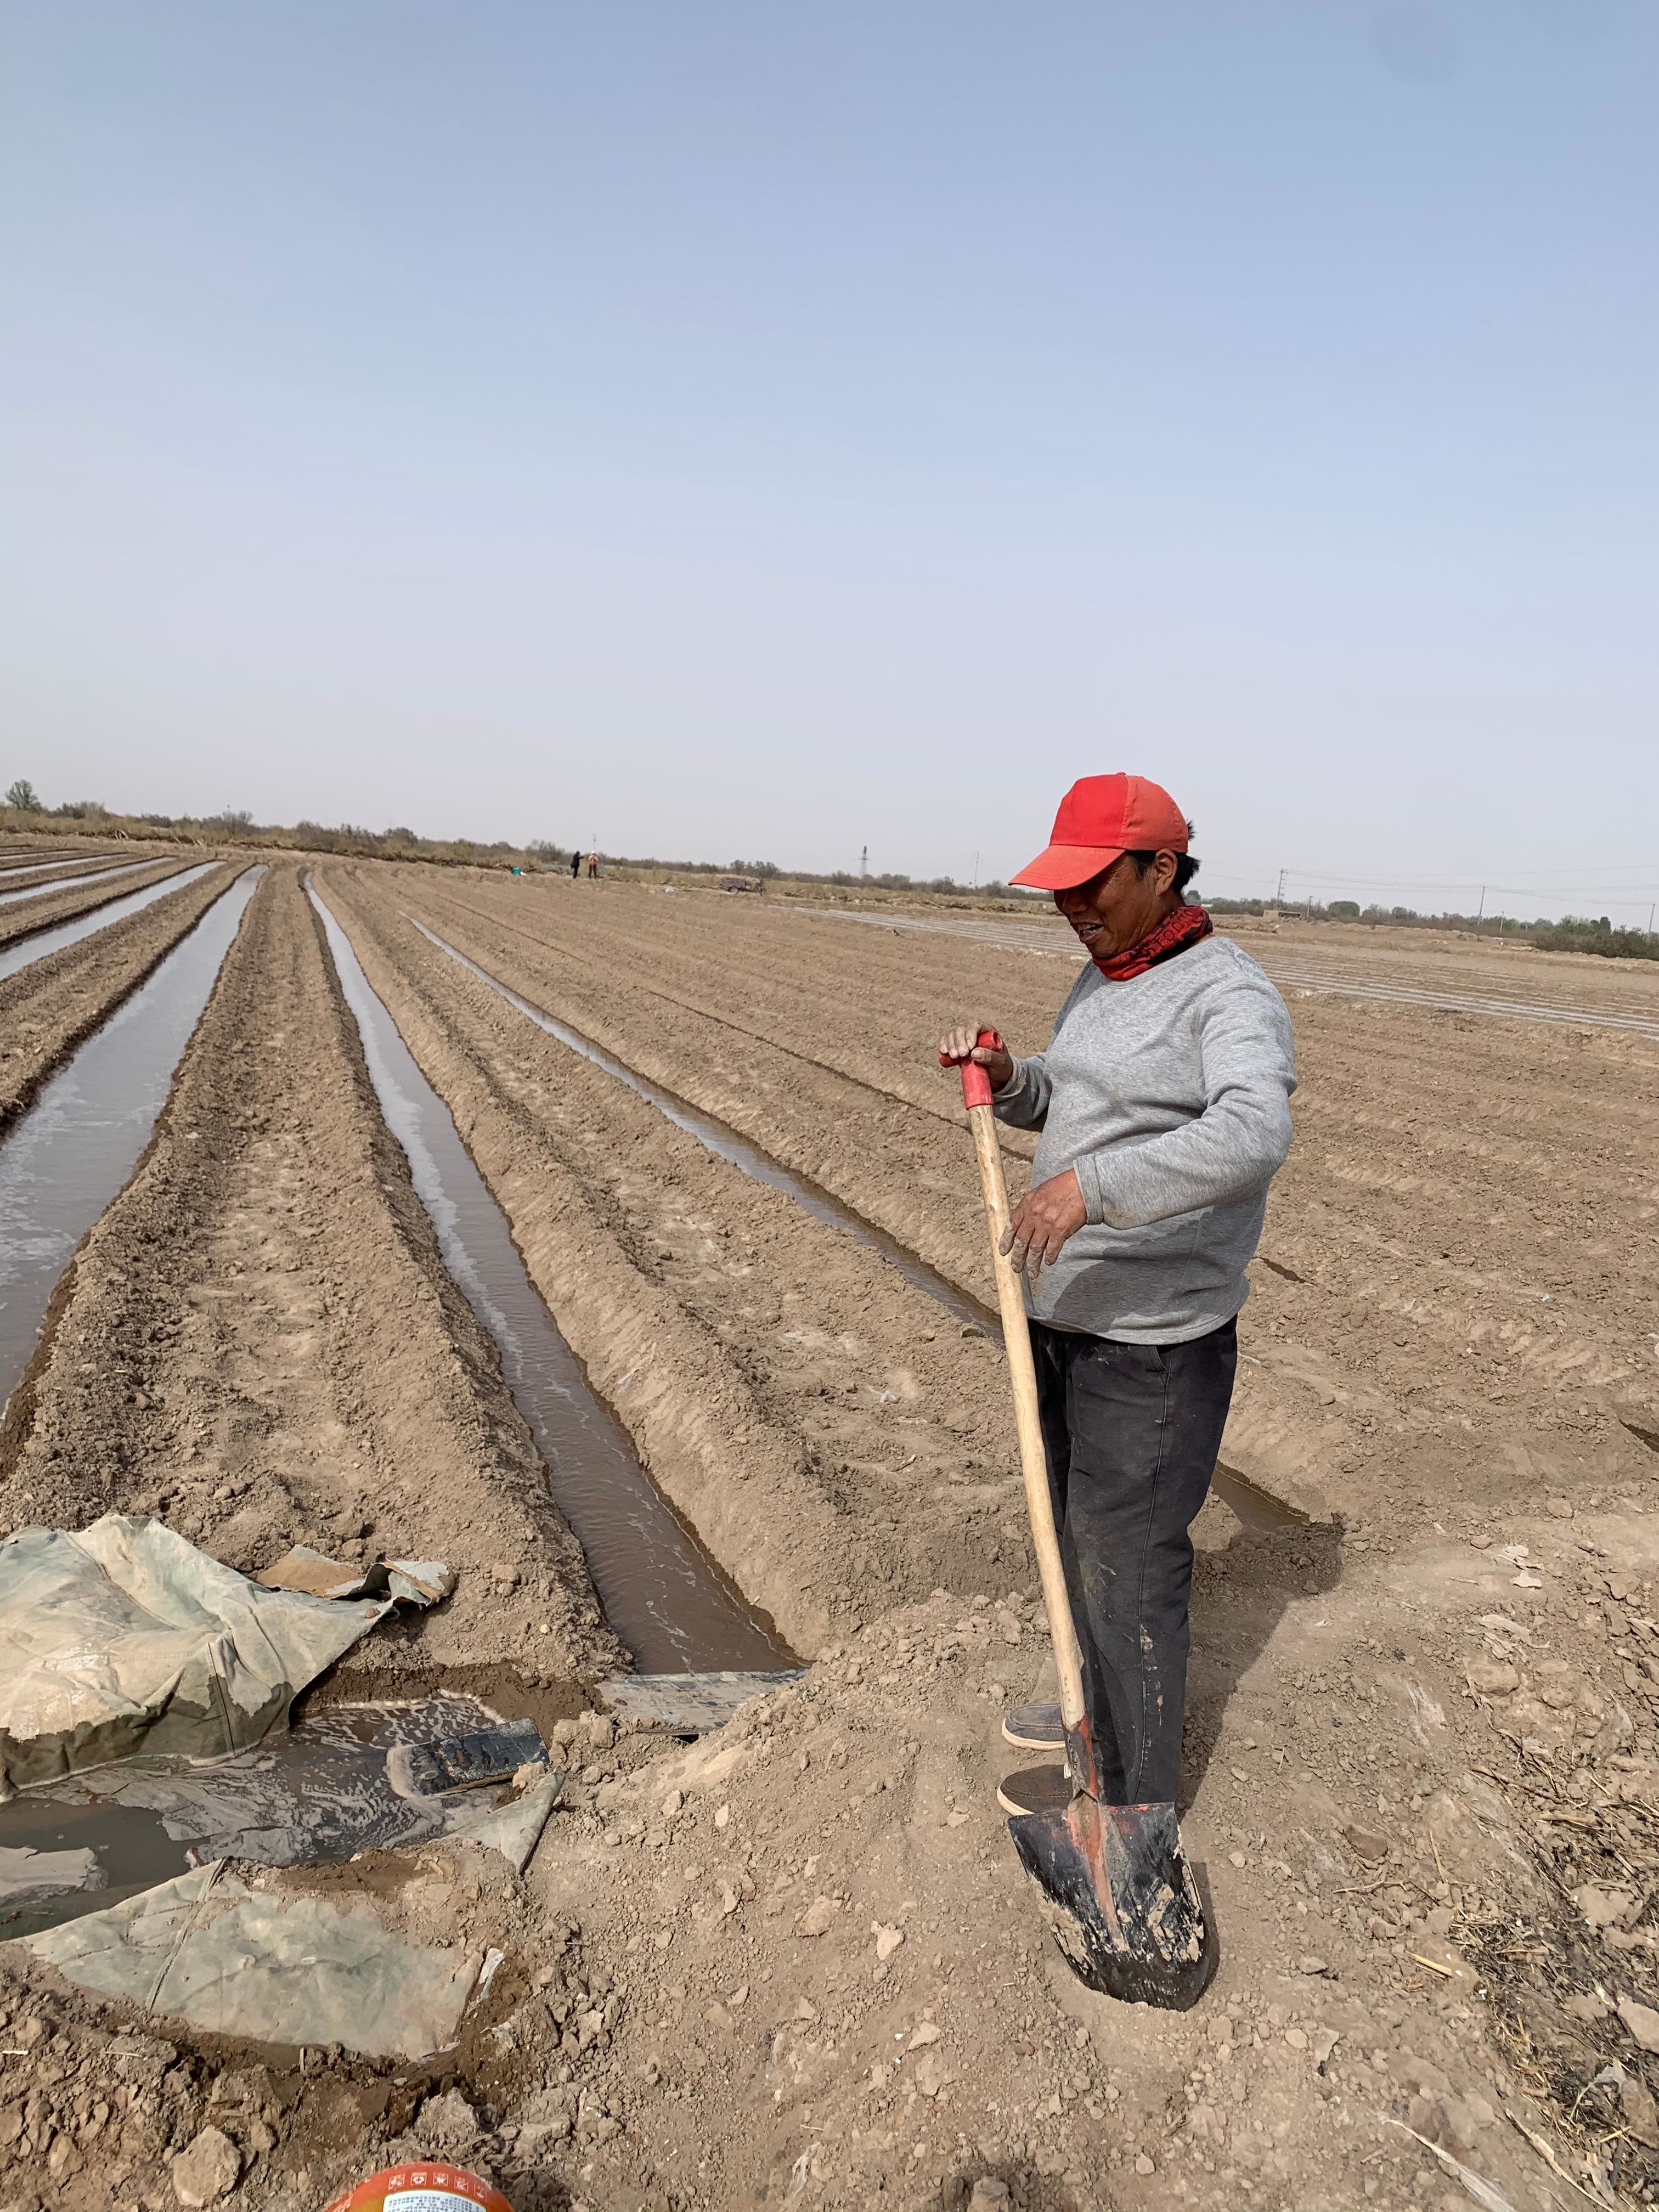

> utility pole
[1650,901,1656,938]
[1476,886,1485,925]
[1276,868,1288,904]
[859,844,868,879]
[972,850,980,890]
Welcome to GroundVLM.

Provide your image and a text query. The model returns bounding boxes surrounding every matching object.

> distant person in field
[586,851,599,879]
[569,848,581,880]
[938,774,1295,1849]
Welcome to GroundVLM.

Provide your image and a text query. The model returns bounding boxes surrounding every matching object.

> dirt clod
[170,2126,241,2207]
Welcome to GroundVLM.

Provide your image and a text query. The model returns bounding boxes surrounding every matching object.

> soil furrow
[375,870,1035,1311]
[0,864,233,1132]
[368,868,1659,1542]
[0,862,618,1689]
[325,868,1011,1654]
[8,868,1659,2212]
[0,855,188,950]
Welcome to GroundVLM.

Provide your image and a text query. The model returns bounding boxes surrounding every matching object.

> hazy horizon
[4,3,1655,923]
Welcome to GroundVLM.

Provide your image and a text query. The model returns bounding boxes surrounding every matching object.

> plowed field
[4,858,1659,2212]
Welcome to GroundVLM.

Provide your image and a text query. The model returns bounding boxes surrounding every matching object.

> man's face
[1054,849,1180,959]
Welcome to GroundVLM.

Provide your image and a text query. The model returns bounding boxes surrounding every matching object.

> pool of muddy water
[0,1691,545,1941]
[308,883,792,1677]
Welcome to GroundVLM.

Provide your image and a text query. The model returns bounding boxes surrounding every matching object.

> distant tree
[208,808,253,831]
[1531,917,1658,962]
[4,777,40,810]
[1329,900,1361,919]
[54,798,106,818]
[383,825,419,845]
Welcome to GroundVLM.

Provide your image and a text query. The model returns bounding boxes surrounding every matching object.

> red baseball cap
[1010,774,1190,892]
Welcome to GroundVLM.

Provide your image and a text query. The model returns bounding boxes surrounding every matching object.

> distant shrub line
[2,789,1653,952]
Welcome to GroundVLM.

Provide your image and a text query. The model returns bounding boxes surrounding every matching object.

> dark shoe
[1001,1701,1064,1752]
[996,1764,1072,1818]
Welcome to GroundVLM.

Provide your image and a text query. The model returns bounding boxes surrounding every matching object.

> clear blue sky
[3,2,1655,917]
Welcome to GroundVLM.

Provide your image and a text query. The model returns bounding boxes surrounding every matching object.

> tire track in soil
[1,862,619,1691]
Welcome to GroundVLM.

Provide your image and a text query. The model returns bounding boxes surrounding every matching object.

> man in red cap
[939,775,1295,1878]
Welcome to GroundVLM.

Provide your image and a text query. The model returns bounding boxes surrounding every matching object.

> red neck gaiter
[1091,899,1213,981]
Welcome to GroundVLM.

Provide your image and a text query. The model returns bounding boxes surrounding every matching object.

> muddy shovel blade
[1007,1795,1216,2011]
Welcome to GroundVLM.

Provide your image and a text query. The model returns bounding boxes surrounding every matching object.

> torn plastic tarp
[0,1846,103,1910]
[22,1860,486,2060]
[0,1516,426,1793]
[257,1547,456,1607]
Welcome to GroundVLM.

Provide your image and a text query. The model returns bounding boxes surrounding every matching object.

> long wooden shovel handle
[947,1030,1087,1733]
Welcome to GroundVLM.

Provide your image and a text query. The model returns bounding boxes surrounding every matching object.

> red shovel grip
[940,1026,1003,1111]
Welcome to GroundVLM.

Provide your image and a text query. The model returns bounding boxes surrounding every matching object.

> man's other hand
[936,1024,1014,1093]
[1001,1169,1087,1276]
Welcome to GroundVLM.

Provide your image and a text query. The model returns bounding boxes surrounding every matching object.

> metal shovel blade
[1007,1794,1216,2011]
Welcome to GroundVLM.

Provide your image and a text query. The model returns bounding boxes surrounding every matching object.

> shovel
[946,1028,1216,2009]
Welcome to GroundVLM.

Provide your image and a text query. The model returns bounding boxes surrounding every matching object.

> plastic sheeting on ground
[16,1781,563,2056]
[0,1516,406,1793]
[256,1546,456,1607]
[0,1844,103,1910]
[24,1861,485,2060]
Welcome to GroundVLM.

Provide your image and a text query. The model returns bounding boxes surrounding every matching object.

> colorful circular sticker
[324,2167,514,2212]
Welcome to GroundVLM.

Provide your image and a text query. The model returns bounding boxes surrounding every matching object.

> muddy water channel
[0,868,262,1420]
[308,884,789,1675]
[0,857,160,910]
[410,920,1301,1539]
[408,917,991,1333]
[0,862,219,984]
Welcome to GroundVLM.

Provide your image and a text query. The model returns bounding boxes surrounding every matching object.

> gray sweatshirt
[992,933,1296,1344]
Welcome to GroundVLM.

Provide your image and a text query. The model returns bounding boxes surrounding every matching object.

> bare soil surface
[322,868,1026,1658]
[0,864,617,1687]
[0,858,190,953]
[4,867,1659,2211]
[373,870,1659,1540]
[0,864,233,1131]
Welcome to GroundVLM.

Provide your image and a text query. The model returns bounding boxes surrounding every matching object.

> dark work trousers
[1030,1317,1238,1808]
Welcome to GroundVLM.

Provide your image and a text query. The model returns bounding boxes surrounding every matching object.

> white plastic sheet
[25,1861,484,2059]
[0,1516,393,1792]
